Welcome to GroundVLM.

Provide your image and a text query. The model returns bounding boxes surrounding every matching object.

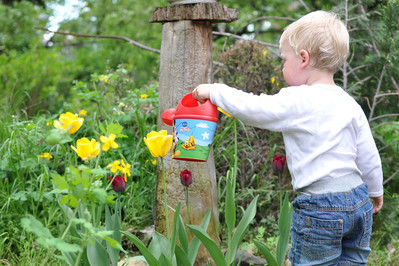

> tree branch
[36,26,281,58]
[383,167,399,185]
[369,113,399,122]
[368,62,387,121]
[212,31,279,49]
[248,16,296,24]
[35,27,161,54]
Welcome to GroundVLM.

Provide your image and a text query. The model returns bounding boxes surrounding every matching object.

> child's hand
[371,196,383,214]
[192,84,211,104]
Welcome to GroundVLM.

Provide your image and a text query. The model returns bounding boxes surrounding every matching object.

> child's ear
[299,49,310,68]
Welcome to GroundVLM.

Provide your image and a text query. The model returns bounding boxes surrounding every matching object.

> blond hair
[280,10,349,73]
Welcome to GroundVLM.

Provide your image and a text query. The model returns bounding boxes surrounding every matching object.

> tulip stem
[185,186,189,229]
[161,157,171,242]
[279,173,283,209]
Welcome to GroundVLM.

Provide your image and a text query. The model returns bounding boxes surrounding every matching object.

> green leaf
[188,225,226,266]
[51,173,69,190]
[60,195,69,205]
[91,188,108,204]
[91,168,108,176]
[11,191,28,201]
[61,251,78,266]
[175,245,191,266]
[0,158,9,170]
[49,238,82,253]
[157,253,173,266]
[21,216,82,253]
[45,129,72,144]
[225,178,236,236]
[87,238,110,266]
[105,204,121,266]
[102,236,124,251]
[121,231,157,266]
[227,195,258,265]
[254,241,278,266]
[20,157,38,169]
[170,202,181,259]
[95,230,114,239]
[107,123,124,135]
[148,231,169,260]
[177,215,188,254]
[21,215,53,238]
[276,192,293,266]
[188,209,211,266]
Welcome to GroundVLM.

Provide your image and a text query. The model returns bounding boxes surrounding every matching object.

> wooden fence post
[150,2,237,264]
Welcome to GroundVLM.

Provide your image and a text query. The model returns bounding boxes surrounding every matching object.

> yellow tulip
[54,112,84,134]
[100,133,119,151]
[71,138,100,161]
[143,130,173,158]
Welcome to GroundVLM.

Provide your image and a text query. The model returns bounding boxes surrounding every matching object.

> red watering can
[161,93,219,162]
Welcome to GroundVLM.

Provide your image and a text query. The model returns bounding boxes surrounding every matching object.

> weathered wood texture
[150,3,238,23]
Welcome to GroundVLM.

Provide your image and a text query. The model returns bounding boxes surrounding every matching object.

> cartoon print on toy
[172,119,217,162]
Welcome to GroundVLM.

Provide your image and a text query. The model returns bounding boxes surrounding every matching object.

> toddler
[192,10,383,265]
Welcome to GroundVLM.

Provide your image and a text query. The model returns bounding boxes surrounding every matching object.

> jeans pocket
[359,205,373,247]
[304,216,343,259]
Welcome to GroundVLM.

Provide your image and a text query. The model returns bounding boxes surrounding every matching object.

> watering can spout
[161,108,176,126]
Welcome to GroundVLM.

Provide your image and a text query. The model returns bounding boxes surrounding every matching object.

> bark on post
[150,2,237,264]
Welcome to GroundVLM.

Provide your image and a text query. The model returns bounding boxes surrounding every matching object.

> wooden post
[150,2,237,264]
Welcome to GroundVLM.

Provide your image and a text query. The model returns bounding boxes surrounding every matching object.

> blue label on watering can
[172,118,217,161]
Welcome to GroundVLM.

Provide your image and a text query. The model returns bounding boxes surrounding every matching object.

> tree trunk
[156,20,219,265]
[152,3,237,264]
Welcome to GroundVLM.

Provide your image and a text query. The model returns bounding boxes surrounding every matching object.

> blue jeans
[289,184,373,265]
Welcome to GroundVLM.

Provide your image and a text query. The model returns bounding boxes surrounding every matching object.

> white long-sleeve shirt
[210,83,383,197]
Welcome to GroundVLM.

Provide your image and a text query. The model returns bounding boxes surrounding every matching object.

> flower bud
[180,169,192,187]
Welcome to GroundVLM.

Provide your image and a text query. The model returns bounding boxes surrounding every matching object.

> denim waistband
[297,173,364,195]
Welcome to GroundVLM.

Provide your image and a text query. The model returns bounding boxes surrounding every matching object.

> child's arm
[193,83,295,132]
[355,114,384,213]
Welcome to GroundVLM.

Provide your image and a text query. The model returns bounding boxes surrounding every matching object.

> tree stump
[151,2,237,264]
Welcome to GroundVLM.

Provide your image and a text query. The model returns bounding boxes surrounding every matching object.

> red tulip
[108,175,126,193]
[180,169,192,187]
[272,155,286,173]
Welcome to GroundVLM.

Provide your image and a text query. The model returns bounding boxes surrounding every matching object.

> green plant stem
[278,173,282,209]
[161,157,171,241]
[40,247,56,266]
[74,249,84,266]
[232,119,238,191]
[105,173,118,191]
[94,149,103,169]
[61,200,81,239]
[227,118,238,263]
[186,186,189,229]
